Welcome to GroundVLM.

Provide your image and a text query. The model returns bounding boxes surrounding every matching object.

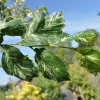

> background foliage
[0,0,100,100]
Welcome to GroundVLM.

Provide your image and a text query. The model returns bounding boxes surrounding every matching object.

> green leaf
[76,29,98,46]
[2,45,38,81]
[0,18,27,36]
[25,9,46,37]
[18,34,48,46]
[60,30,96,43]
[39,6,49,14]
[0,0,8,4]
[34,48,70,81]
[0,34,3,44]
[24,10,65,37]
[18,32,69,46]
[0,36,3,44]
[0,32,3,44]
[77,48,100,75]
[18,10,67,46]
[42,11,65,32]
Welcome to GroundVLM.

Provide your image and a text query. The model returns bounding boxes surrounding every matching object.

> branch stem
[0,43,77,50]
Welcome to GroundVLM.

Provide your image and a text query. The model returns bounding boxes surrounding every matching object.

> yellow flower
[32,90,40,95]
[17,95,23,100]
[26,95,33,100]
[41,93,47,98]
[6,95,15,99]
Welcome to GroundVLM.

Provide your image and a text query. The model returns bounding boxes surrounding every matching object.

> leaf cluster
[0,0,100,82]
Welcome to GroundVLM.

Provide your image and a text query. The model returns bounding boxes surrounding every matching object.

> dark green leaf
[2,45,38,81]
[42,11,65,32]
[0,32,3,44]
[24,10,65,37]
[76,29,98,46]
[77,48,100,75]
[25,9,46,37]
[0,0,7,4]
[0,36,3,44]
[19,10,68,46]
[0,18,27,36]
[35,48,70,81]
[18,32,69,46]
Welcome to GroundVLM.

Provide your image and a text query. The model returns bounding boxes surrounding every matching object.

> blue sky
[0,0,100,85]
[24,0,100,33]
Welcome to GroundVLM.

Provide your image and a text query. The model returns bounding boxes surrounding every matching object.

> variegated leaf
[2,45,38,81]
[42,11,65,32]
[18,32,69,46]
[77,48,100,75]
[0,18,27,36]
[25,9,46,37]
[60,30,97,43]
[34,48,70,81]
[76,29,98,46]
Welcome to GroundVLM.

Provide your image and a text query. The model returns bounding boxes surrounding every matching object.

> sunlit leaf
[24,8,46,37]
[0,18,27,36]
[41,11,65,32]
[24,10,65,37]
[21,0,25,2]
[34,48,70,81]
[76,29,98,46]
[60,30,97,43]
[2,45,38,81]
[18,32,69,46]
[77,48,100,75]
[39,6,49,14]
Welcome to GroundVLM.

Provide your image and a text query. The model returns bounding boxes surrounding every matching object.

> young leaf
[0,18,27,36]
[34,48,70,81]
[42,11,65,31]
[18,32,69,46]
[2,45,38,81]
[76,29,98,46]
[77,48,100,75]
[39,6,49,14]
